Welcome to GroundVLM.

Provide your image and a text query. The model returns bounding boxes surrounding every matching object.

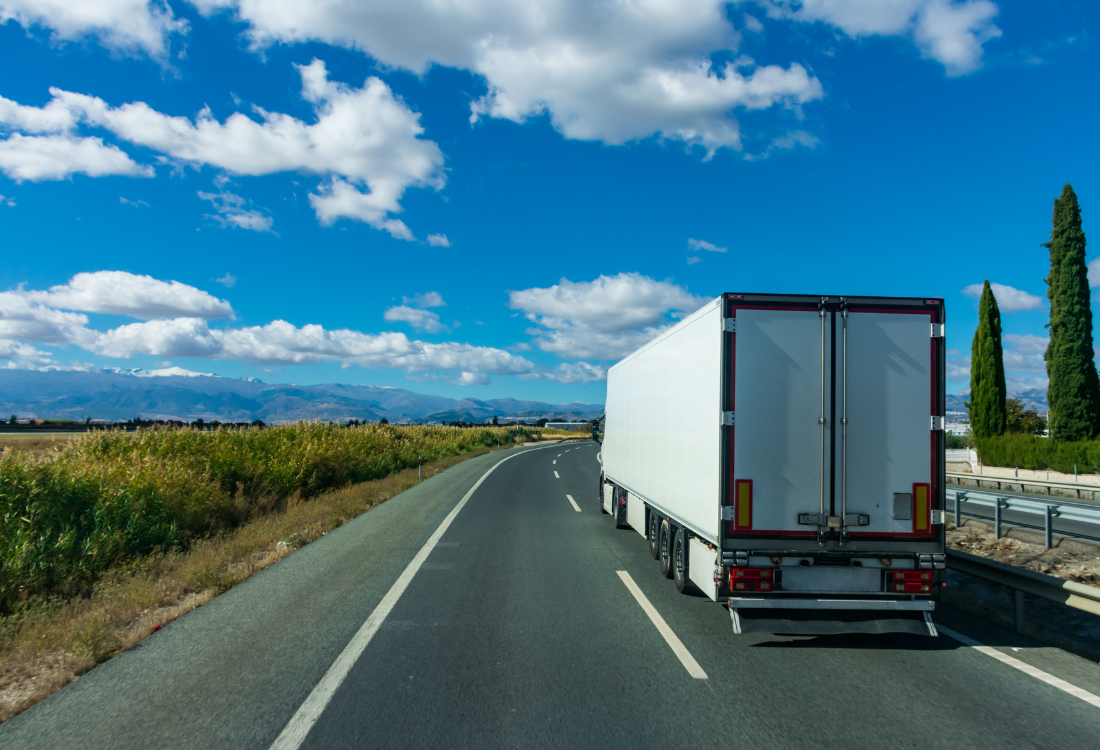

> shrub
[0,423,515,612]
[976,433,1098,473]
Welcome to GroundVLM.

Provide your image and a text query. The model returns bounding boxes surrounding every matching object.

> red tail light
[889,569,932,594]
[894,570,933,582]
[730,568,773,591]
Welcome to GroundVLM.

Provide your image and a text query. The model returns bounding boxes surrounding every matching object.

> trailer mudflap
[728,599,937,636]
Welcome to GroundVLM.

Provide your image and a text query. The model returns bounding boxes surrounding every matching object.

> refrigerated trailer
[599,293,946,636]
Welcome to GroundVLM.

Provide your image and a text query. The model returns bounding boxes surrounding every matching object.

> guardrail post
[955,491,964,528]
[994,497,1006,540]
[1045,505,1054,549]
[1015,590,1026,634]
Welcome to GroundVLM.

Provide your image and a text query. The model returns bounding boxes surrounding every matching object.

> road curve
[3,442,1100,749]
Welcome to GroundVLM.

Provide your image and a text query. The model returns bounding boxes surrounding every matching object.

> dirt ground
[0,433,81,459]
[946,518,1100,586]
[943,519,1100,661]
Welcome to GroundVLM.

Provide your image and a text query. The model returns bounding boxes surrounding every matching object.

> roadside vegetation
[0,423,523,613]
[0,423,591,722]
[966,184,1094,468]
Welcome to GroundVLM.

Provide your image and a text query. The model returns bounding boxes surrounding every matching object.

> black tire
[659,519,674,579]
[612,488,626,528]
[673,528,689,593]
[648,511,659,559]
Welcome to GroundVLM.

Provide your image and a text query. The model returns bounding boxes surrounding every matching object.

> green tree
[968,280,1007,438]
[1004,397,1048,435]
[1044,184,1100,442]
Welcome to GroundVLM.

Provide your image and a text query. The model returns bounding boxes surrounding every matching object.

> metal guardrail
[948,470,1100,500]
[946,549,1100,634]
[947,487,1100,547]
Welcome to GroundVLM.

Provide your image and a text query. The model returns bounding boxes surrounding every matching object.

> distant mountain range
[946,389,1049,417]
[0,368,605,424]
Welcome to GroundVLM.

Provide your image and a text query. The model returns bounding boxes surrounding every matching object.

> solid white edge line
[616,571,707,679]
[554,471,560,478]
[269,445,548,750]
[566,494,581,512]
[938,626,1100,709]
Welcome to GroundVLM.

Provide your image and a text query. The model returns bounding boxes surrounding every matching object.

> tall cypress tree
[969,280,1006,438]
[1044,184,1100,442]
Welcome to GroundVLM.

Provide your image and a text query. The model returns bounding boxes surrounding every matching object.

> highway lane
[3,441,1100,748]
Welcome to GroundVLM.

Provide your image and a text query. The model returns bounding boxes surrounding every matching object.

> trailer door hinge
[723,318,736,333]
[931,416,945,430]
[722,411,735,426]
[721,506,737,521]
[931,510,945,525]
[931,323,944,338]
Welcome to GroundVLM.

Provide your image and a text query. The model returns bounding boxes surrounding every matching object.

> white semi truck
[599,293,946,636]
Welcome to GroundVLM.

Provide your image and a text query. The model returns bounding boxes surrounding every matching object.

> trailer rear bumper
[728,598,937,636]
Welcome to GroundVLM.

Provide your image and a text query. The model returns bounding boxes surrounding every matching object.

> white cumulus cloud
[427,233,451,247]
[0,0,186,60]
[0,134,152,182]
[402,291,445,308]
[509,272,708,360]
[1088,258,1100,289]
[0,292,93,346]
[192,0,823,157]
[2,271,616,384]
[0,339,57,369]
[749,0,1001,75]
[383,305,450,334]
[22,271,235,320]
[0,60,443,238]
[1002,333,1047,373]
[962,282,1043,312]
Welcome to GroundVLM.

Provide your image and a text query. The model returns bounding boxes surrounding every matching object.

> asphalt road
[3,441,1100,749]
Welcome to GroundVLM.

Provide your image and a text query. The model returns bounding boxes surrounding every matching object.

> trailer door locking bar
[799,513,869,528]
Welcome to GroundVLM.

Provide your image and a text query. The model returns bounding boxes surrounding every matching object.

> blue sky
[0,0,1096,404]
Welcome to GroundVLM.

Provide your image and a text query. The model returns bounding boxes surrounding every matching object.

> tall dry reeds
[0,423,516,612]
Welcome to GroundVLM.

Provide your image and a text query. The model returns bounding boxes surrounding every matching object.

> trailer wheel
[612,488,627,528]
[647,511,659,559]
[673,529,689,593]
[659,519,674,579]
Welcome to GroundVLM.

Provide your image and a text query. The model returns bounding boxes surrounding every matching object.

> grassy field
[0,423,595,721]
[0,424,531,613]
[0,443,518,722]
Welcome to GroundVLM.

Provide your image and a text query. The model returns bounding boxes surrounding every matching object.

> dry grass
[0,434,81,460]
[0,441,516,724]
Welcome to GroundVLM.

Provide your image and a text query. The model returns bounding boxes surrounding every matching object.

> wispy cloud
[688,238,727,253]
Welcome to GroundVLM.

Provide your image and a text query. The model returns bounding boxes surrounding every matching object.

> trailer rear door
[843,309,936,538]
[730,306,832,536]
[727,298,940,543]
